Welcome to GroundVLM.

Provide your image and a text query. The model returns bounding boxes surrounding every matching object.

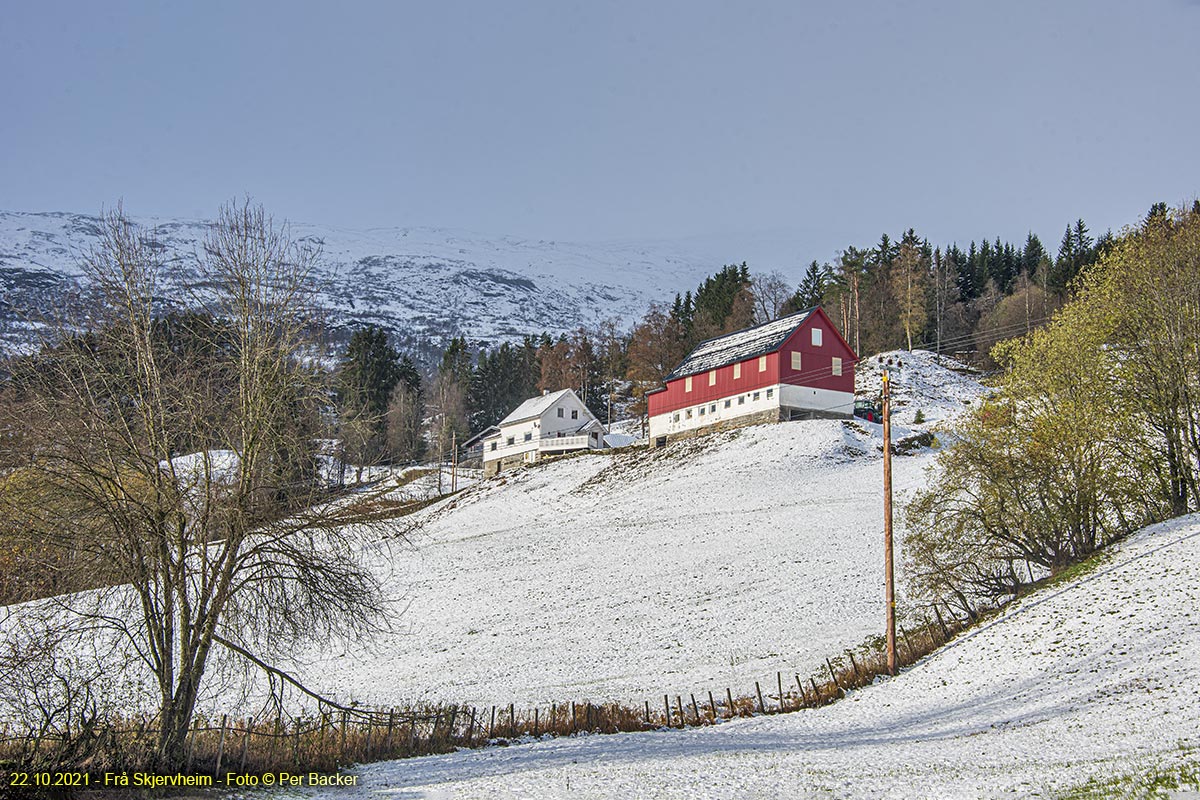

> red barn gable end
[647,307,856,445]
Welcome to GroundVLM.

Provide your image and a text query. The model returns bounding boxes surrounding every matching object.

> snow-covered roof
[462,426,500,448]
[498,388,577,426]
[666,307,816,380]
[575,418,605,434]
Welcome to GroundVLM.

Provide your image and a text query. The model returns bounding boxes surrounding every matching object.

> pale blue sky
[2,1,1197,257]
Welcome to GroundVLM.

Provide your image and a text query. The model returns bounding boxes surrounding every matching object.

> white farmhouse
[478,388,606,477]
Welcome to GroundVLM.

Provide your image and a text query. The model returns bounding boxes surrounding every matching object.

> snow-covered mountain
[0,210,775,358]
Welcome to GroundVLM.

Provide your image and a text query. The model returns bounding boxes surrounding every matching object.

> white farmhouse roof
[666,307,817,380]
[498,388,576,426]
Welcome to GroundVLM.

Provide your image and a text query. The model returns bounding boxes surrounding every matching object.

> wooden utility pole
[451,430,458,493]
[882,368,897,675]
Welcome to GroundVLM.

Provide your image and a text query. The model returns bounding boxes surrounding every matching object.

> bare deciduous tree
[750,270,794,323]
[0,202,390,769]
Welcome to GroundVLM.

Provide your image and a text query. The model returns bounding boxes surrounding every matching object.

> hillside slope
[305,513,1200,799]
[300,419,931,710]
[282,352,981,711]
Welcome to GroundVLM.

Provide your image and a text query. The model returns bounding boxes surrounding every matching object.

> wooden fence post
[214,715,229,777]
[725,688,734,718]
[489,706,496,739]
[340,711,348,760]
[690,694,700,724]
[239,723,250,772]
[796,674,806,706]
[509,704,515,738]
[810,677,820,701]
[848,651,861,682]
[826,658,840,692]
[755,682,765,714]
[675,696,684,728]
[777,672,785,713]
[185,717,200,772]
[534,707,539,738]
[644,700,651,726]
[707,691,717,722]
[663,695,670,727]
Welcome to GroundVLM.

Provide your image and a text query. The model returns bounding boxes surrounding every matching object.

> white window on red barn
[758,355,767,371]
[791,351,802,370]
[832,357,842,376]
[708,370,716,386]
[685,376,693,392]
[812,328,823,346]
[734,363,742,379]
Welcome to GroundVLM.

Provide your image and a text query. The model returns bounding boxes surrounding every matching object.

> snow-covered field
[302,418,933,710]
[275,354,980,711]
[284,514,1200,799]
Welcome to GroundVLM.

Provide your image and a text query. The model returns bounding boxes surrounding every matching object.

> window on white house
[686,409,693,419]
[766,388,774,399]
[758,355,767,372]
[812,328,823,346]
[507,436,515,446]
[791,351,802,370]
[571,409,578,419]
[699,406,705,416]
[524,432,532,441]
[738,395,745,405]
[685,376,693,392]
[710,404,716,413]
[557,407,564,417]
[708,370,716,386]
[490,442,497,451]
[734,363,742,379]
[753,391,760,401]
[832,356,843,376]
[672,412,680,422]
[724,399,731,408]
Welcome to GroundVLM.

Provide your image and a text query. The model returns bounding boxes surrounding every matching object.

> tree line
[340,206,1141,451]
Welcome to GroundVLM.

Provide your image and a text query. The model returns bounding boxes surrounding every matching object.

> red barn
[646,306,856,446]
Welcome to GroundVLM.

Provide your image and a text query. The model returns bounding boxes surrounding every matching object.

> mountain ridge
[0,209,804,359]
